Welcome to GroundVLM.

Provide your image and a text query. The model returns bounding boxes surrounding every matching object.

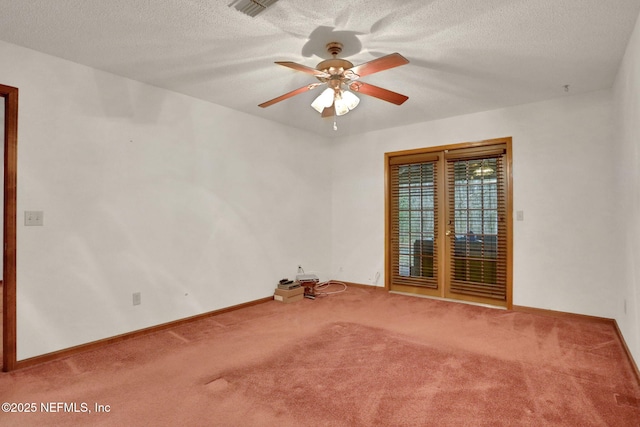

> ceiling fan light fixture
[342,90,360,110]
[310,100,324,113]
[334,90,359,116]
[311,88,336,113]
[334,98,350,116]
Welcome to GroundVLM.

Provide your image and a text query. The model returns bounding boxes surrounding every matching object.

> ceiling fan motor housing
[315,42,354,82]
[315,59,354,83]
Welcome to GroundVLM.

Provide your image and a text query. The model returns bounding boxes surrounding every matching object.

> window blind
[390,154,439,289]
[445,151,507,300]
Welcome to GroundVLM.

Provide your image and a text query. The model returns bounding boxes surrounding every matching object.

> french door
[385,138,512,308]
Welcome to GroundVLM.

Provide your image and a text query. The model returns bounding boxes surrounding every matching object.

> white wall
[0,40,332,360]
[331,90,621,320]
[613,12,640,363]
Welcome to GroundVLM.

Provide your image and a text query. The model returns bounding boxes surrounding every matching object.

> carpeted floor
[0,287,638,426]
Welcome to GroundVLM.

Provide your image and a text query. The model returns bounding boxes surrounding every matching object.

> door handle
[446,230,452,236]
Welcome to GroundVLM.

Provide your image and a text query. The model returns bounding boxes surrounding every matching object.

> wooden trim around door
[1,84,18,372]
[385,137,513,309]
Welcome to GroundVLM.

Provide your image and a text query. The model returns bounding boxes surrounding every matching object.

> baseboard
[337,281,386,291]
[513,305,640,386]
[511,305,614,324]
[612,319,640,386]
[11,296,274,371]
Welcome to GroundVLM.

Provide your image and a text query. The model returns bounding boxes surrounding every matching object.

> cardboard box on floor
[273,286,304,303]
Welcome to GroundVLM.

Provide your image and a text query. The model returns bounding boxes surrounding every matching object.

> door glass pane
[451,158,499,285]
[396,162,435,279]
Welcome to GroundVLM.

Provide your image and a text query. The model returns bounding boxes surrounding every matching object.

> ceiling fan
[258,42,409,118]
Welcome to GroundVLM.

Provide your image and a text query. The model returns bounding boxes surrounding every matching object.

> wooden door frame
[384,137,513,309]
[1,84,18,371]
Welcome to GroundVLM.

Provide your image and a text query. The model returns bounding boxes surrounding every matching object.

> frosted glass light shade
[311,88,335,113]
[334,98,349,116]
[334,90,360,116]
[342,90,360,110]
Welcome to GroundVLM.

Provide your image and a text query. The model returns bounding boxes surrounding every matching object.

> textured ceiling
[0,0,638,138]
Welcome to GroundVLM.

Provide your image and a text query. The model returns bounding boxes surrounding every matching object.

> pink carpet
[0,287,638,426]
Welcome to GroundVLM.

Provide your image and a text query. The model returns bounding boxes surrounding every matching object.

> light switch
[516,210,524,221]
[25,211,44,226]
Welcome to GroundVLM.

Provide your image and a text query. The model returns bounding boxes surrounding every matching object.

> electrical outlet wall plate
[25,211,44,226]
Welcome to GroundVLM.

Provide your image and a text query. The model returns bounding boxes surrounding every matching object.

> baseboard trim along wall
[612,320,640,386]
[12,296,274,371]
[511,305,613,323]
[338,281,387,291]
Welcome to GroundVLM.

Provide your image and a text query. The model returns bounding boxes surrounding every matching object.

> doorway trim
[1,84,18,372]
[384,137,513,309]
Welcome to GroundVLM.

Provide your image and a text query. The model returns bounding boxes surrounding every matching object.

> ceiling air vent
[229,0,279,17]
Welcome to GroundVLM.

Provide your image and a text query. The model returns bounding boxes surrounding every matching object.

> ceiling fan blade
[348,53,409,78]
[321,105,336,118]
[275,61,330,78]
[349,82,408,105]
[258,84,320,108]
